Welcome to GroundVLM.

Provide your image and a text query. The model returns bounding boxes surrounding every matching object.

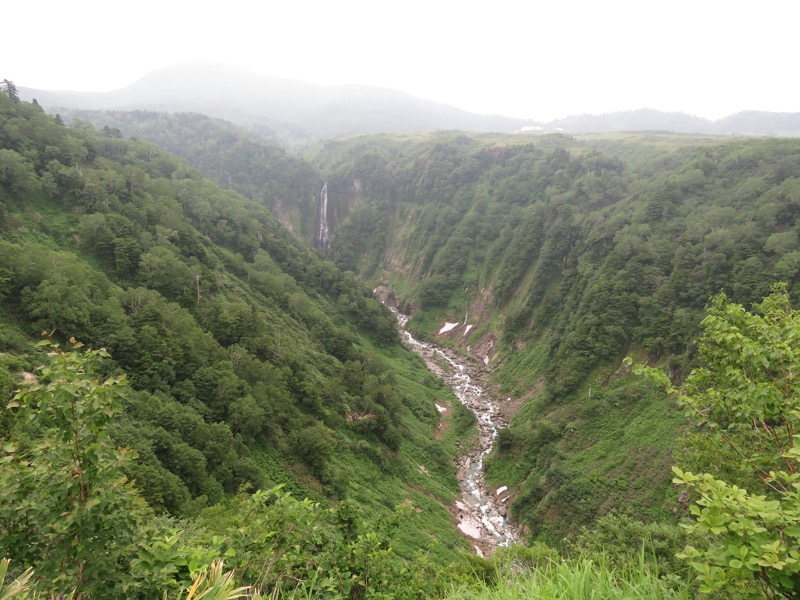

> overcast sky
[6,0,798,122]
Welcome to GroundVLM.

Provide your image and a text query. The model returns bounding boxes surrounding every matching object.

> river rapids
[395,313,518,555]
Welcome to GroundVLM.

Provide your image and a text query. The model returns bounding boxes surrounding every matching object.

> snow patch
[463,324,474,337]
[435,403,448,414]
[438,322,460,335]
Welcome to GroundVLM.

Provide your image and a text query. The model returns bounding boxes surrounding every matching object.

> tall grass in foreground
[444,554,692,600]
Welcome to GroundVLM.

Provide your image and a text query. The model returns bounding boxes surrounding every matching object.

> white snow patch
[496,486,508,496]
[438,322,460,335]
[435,403,448,414]
[463,324,474,337]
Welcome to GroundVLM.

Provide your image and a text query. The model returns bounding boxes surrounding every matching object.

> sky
[6,0,799,122]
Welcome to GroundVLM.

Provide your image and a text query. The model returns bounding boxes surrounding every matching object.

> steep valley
[311,130,800,542]
[6,89,800,596]
[53,106,800,544]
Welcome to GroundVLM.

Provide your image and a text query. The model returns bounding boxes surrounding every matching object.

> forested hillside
[52,108,322,241]
[0,91,488,597]
[309,130,800,541]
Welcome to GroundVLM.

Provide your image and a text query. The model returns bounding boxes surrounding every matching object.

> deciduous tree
[0,341,146,598]
[630,284,800,597]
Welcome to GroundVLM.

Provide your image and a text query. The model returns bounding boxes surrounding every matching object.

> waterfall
[317,182,330,251]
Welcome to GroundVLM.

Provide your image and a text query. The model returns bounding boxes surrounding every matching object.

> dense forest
[4,81,800,599]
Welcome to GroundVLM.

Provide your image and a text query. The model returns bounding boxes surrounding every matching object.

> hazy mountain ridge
[18,62,800,144]
[20,62,540,145]
[546,107,800,136]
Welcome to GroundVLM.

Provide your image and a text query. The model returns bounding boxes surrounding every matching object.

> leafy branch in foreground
[628,284,800,597]
[0,340,144,598]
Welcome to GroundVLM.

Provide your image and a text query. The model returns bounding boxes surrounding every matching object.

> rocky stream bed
[396,313,519,556]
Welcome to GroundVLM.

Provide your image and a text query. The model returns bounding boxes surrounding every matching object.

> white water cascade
[394,312,517,555]
[317,182,330,250]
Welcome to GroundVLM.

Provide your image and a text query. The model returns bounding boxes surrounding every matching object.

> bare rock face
[397,298,416,315]
[271,198,296,234]
[373,286,415,315]
[373,285,394,306]
[20,371,38,383]
[470,333,497,366]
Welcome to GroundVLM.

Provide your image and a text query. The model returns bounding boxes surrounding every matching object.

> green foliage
[0,365,15,439]
[574,513,689,578]
[2,80,20,104]
[330,202,390,276]
[444,543,561,590]
[632,285,800,596]
[0,341,145,598]
[177,561,253,600]
[0,342,461,599]
[293,423,336,475]
[673,468,800,597]
[417,275,453,308]
[197,488,437,599]
[486,374,682,544]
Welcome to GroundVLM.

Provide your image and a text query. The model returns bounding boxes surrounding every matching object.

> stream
[395,313,518,556]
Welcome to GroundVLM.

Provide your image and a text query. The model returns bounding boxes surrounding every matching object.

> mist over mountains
[548,108,800,136]
[19,62,800,145]
[19,62,538,144]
